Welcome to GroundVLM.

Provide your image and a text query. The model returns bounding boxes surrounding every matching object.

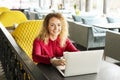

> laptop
[56,50,104,77]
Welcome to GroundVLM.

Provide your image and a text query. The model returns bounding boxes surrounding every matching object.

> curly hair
[37,13,69,47]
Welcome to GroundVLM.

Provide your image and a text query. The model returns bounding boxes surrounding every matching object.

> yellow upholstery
[0,7,10,14]
[12,20,43,59]
[0,11,27,27]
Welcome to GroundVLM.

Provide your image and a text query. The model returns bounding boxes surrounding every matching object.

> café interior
[0,0,120,80]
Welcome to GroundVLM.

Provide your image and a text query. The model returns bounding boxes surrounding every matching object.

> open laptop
[56,50,104,77]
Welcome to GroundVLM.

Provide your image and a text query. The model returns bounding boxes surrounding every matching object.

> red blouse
[32,37,79,64]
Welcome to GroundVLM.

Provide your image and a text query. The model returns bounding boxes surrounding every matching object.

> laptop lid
[56,50,104,77]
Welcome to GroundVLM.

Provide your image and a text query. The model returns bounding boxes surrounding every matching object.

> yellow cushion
[12,20,43,59]
[0,11,27,27]
[0,7,10,14]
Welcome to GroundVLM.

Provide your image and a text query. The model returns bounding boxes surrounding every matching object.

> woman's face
[48,17,62,39]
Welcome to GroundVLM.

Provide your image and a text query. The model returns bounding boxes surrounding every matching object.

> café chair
[0,7,10,14]
[0,10,27,27]
[12,20,43,59]
[104,30,120,63]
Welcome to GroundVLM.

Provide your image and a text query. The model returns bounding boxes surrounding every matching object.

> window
[0,0,120,16]
[0,0,39,9]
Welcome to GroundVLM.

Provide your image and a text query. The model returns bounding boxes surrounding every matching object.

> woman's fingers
[50,57,66,66]
[59,59,66,66]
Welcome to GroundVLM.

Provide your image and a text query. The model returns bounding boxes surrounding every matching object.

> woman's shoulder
[66,38,71,42]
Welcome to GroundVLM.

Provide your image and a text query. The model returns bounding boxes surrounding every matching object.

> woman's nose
[54,25,58,30]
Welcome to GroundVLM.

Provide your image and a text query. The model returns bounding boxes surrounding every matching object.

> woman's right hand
[50,57,66,66]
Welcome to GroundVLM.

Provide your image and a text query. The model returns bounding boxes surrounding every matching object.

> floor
[73,43,104,51]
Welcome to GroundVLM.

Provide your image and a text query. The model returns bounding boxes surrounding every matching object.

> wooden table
[37,61,120,80]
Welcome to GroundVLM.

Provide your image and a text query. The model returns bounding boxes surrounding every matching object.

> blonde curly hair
[37,13,69,47]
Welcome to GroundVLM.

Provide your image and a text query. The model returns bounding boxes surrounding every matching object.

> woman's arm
[32,39,51,64]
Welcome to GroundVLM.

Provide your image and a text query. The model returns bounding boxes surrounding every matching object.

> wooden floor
[0,61,6,80]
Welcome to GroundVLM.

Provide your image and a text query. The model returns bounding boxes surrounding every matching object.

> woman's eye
[50,24,54,27]
[49,23,61,27]
[58,24,61,27]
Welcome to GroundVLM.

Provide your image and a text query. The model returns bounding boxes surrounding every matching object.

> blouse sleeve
[64,38,80,52]
[32,39,51,64]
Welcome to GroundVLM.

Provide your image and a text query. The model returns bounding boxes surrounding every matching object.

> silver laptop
[56,50,104,77]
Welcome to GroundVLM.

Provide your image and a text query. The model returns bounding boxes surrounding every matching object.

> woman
[32,13,79,66]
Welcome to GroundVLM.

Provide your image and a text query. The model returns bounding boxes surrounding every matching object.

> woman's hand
[50,57,66,66]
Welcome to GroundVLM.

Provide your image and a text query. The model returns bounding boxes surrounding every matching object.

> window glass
[0,0,39,9]
[0,0,120,16]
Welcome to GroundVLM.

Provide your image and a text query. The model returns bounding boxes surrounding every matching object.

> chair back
[0,11,27,27]
[104,31,120,61]
[12,20,43,59]
[0,7,10,14]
